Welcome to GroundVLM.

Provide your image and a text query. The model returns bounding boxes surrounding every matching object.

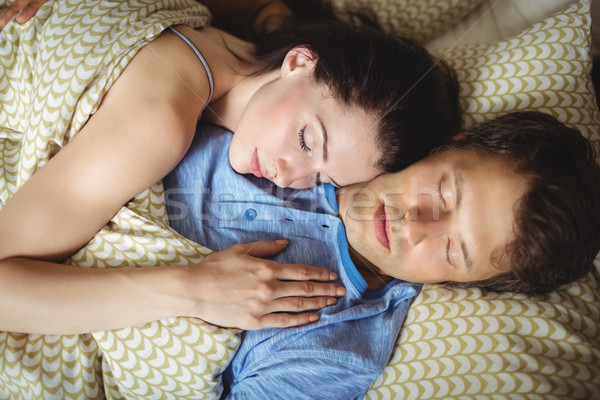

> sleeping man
[163,111,600,398]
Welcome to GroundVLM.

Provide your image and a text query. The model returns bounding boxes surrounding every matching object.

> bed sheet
[0,0,599,399]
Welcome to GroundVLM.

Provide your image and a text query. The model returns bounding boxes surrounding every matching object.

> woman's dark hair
[247,5,462,173]
[436,111,600,295]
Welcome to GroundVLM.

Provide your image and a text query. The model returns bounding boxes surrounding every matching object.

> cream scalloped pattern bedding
[0,332,102,398]
[1,0,599,399]
[437,0,599,147]
[330,0,482,43]
[0,1,240,399]
[95,317,239,400]
[368,264,600,399]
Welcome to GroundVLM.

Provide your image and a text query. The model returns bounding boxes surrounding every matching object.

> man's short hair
[436,111,600,294]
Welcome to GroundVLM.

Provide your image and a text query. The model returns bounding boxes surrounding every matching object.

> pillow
[367,2,600,398]
[330,0,483,43]
[368,263,600,399]
[432,0,600,148]
[426,0,577,49]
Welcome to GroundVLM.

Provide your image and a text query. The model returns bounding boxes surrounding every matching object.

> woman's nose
[274,158,314,188]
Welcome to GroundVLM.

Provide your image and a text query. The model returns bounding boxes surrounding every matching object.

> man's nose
[400,208,446,246]
[274,157,314,188]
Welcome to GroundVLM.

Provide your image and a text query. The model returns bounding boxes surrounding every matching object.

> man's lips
[250,148,264,178]
[374,204,390,250]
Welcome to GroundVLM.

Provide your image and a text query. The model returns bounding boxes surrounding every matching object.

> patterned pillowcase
[435,0,600,148]
[367,1,600,398]
[368,264,600,399]
[330,0,483,43]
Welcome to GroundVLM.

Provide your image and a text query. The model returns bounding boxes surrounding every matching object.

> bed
[0,0,598,399]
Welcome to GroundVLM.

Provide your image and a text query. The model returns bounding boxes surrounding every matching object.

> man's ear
[281,46,317,77]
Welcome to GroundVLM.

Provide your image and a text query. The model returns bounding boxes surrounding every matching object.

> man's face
[337,150,528,283]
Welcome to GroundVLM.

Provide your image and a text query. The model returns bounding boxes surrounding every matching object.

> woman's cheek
[228,141,248,173]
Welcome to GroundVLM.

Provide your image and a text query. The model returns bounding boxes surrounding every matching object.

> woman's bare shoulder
[169,26,255,99]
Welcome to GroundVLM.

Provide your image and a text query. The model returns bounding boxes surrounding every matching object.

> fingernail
[308,314,319,322]
[336,286,347,296]
[329,272,338,280]
[327,298,337,306]
[275,239,288,245]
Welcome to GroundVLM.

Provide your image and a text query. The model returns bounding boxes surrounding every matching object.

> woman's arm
[0,32,204,261]
[0,32,343,334]
[0,240,342,334]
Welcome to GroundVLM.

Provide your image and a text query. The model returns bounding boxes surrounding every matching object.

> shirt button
[244,208,257,221]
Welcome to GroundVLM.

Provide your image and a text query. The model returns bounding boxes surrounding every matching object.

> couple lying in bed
[164,112,600,398]
[1,0,599,398]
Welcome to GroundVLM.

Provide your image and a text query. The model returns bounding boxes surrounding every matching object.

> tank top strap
[168,26,214,109]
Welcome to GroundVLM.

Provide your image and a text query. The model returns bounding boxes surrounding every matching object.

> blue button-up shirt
[163,123,421,399]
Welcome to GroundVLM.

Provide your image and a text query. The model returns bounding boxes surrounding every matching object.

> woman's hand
[185,240,346,330]
[0,0,48,29]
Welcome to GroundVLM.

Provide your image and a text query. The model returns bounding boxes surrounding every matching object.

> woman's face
[229,48,382,189]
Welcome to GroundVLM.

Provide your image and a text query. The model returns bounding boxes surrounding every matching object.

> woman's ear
[280,46,317,77]
[451,131,468,141]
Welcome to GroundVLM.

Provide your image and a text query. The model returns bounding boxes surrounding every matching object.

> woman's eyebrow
[315,116,341,187]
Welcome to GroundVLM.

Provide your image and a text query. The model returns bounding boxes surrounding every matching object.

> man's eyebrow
[455,173,473,272]
[460,239,474,272]
[455,173,462,207]
[317,115,328,163]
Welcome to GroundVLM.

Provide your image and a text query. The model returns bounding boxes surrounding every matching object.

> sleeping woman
[0,0,460,334]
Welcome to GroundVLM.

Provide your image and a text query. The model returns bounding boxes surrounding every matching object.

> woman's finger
[0,2,23,28]
[234,240,340,282]
[252,312,321,330]
[15,3,42,23]
[0,0,47,28]
[274,262,340,282]
[273,296,337,314]
[234,239,290,258]
[269,279,347,300]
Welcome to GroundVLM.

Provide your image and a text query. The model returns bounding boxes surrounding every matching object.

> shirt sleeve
[224,354,378,400]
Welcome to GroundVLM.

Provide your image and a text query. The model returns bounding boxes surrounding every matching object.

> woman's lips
[250,148,264,178]
[374,204,390,250]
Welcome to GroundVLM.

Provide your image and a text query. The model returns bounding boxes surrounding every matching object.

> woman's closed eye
[298,126,310,153]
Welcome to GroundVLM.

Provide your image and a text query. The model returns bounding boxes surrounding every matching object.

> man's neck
[347,245,393,290]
